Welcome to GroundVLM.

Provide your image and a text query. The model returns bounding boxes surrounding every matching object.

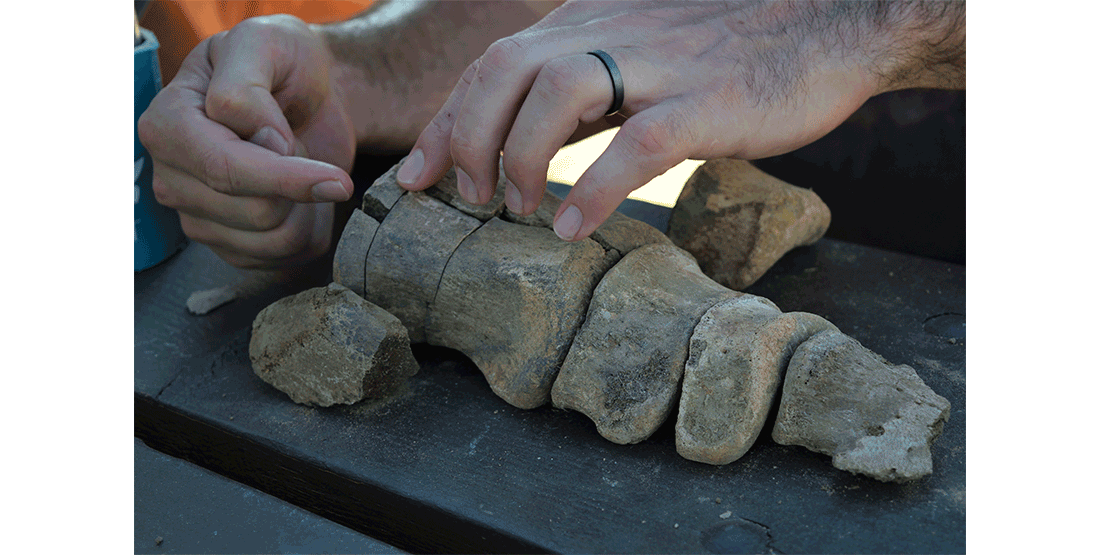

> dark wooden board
[135,197,964,554]
[135,438,404,554]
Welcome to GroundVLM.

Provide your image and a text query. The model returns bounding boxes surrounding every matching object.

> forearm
[315,0,559,153]
[796,0,966,93]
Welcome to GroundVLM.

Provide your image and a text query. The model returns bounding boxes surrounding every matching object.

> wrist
[862,1,967,93]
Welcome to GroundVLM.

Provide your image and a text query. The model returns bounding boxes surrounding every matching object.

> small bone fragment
[331,209,379,298]
[502,189,672,258]
[249,283,418,406]
[186,285,237,315]
[424,158,508,221]
[363,193,481,343]
[361,158,408,222]
[676,297,837,464]
[668,159,831,290]
[771,330,951,482]
[427,218,613,409]
[552,243,740,444]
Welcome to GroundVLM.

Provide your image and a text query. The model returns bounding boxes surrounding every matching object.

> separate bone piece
[427,218,613,409]
[249,283,419,406]
[363,193,481,343]
[502,189,672,259]
[772,330,951,482]
[676,297,837,465]
[424,158,508,220]
[552,243,740,444]
[361,157,408,222]
[332,209,379,297]
[668,159,831,290]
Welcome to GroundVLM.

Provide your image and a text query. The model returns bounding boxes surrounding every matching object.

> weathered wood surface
[135,190,965,554]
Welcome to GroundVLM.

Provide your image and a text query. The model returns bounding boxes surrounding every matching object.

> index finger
[149,89,352,203]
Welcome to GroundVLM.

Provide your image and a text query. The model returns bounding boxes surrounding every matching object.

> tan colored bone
[668,159,831,290]
[427,218,614,409]
[257,158,951,482]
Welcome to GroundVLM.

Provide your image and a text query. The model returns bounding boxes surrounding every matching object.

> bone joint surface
[256,157,952,483]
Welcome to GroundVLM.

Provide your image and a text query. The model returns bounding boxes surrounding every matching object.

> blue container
[135,27,186,271]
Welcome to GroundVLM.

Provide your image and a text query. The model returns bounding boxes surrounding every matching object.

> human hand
[395,0,963,241]
[138,14,356,269]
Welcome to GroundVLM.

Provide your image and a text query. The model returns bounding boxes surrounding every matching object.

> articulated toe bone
[772,330,951,482]
[424,159,508,220]
[363,193,481,343]
[427,218,614,409]
[503,190,673,260]
[332,209,379,298]
[249,283,419,406]
[668,159,830,290]
[552,243,740,444]
[361,158,408,222]
[676,297,837,465]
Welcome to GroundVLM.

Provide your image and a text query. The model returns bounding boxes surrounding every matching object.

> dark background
[754,89,966,265]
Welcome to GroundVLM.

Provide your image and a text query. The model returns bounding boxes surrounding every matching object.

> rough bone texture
[249,283,419,406]
[772,330,951,482]
[361,158,407,222]
[331,209,379,298]
[551,243,739,444]
[502,189,673,261]
[362,193,480,343]
[676,297,837,465]
[261,158,953,482]
[668,159,831,290]
[428,218,614,409]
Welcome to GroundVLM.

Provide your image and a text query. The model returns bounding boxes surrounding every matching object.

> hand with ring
[395,0,965,241]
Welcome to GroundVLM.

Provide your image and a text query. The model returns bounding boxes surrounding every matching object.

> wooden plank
[135,438,404,554]
[135,201,964,554]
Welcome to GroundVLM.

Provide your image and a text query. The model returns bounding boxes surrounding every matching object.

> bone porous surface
[676,297,838,465]
[362,192,481,343]
[668,158,831,290]
[331,209,380,298]
[361,157,408,222]
[249,283,419,407]
[427,218,614,409]
[502,190,672,259]
[772,330,951,482]
[552,243,740,445]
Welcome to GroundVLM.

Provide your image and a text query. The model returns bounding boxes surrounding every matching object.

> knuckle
[478,36,526,79]
[449,128,482,165]
[619,115,684,161]
[177,215,211,244]
[243,199,287,231]
[268,222,311,259]
[149,173,177,207]
[199,146,239,195]
[534,58,584,102]
[502,154,542,188]
[204,86,249,123]
[458,60,480,88]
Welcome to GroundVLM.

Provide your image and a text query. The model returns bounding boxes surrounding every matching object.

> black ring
[587,50,624,116]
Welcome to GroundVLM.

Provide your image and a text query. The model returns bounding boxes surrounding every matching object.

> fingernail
[456,167,478,204]
[396,149,424,186]
[554,204,583,241]
[251,126,290,156]
[504,179,523,213]
[311,180,349,202]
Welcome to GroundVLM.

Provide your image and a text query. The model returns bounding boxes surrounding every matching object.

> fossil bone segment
[253,157,952,482]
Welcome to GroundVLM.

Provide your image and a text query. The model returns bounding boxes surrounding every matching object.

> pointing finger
[554,105,692,241]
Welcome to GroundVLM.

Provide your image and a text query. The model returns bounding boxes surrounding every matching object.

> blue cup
[135,27,186,271]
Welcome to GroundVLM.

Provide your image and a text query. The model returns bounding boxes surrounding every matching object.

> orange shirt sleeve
[140,1,374,83]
